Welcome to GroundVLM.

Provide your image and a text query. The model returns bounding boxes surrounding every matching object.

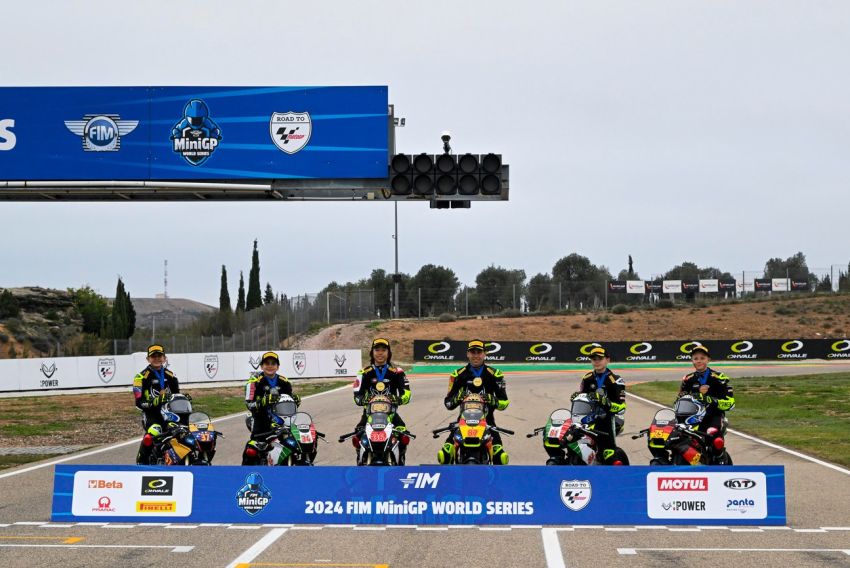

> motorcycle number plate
[650,430,669,439]
[370,431,387,442]
[300,434,313,443]
[548,427,562,438]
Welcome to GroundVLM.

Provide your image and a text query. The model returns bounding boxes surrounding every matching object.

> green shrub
[438,313,457,322]
[498,309,522,318]
[0,290,20,319]
[611,304,629,315]
[658,299,674,309]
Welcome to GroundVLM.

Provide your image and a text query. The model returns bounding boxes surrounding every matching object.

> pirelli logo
[135,501,176,513]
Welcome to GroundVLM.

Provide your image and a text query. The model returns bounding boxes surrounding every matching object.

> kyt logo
[0,118,16,150]
[399,472,440,489]
[723,478,757,490]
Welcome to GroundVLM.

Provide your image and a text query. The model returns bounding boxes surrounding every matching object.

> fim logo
[97,358,116,384]
[64,114,138,152]
[560,479,591,512]
[270,111,311,154]
[400,472,440,489]
[171,99,222,166]
[236,472,272,516]
[204,354,219,379]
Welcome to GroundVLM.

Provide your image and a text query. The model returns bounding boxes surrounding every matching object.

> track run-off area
[1,361,849,568]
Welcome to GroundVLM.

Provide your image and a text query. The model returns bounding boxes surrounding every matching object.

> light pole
[391,106,405,319]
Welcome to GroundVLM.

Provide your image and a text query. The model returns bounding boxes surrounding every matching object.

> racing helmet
[270,394,297,426]
[184,99,209,128]
[161,394,193,425]
[570,393,604,425]
[674,395,706,426]
[246,472,264,489]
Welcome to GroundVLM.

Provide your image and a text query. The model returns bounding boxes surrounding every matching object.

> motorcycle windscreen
[460,405,485,424]
[188,412,212,431]
[167,398,193,415]
[369,400,392,414]
[292,412,314,443]
[649,408,676,447]
[673,398,702,423]
[549,408,571,426]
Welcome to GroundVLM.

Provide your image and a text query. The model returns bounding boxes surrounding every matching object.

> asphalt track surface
[1,361,849,568]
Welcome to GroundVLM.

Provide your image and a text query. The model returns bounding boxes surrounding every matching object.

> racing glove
[292,393,301,406]
[697,392,716,406]
[485,393,498,408]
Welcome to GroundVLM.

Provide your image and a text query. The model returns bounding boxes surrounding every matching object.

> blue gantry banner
[53,464,786,525]
[0,86,388,180]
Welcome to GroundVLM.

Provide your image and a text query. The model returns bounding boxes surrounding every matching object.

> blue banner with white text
[52,465,785,525]
[0,86,388,180]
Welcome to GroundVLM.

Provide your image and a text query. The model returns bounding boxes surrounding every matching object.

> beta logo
[88,479,123,490]
[270,112,311,154]
[657,477,708,491]
[64,114,138,152]
[171,99,222,166]
[0,118,16,150]
[399,472,440,489]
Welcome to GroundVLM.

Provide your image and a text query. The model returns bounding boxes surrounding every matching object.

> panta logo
[579,343,602,356]
[560,479,591,511]
[171,99,222,166]
[529,343,552,355]
[428,342,451,354]
[629,342,653,355]
[64,114,138,151]
[485,342,501,354]
[680,341,703,354]
[0,118,16,150]
[831,340,850,353]
[270,111,311,154]
[204,354,219,379]
[399,472,440,489]
[293,352,307,375]
[781,340,804,353]
[40,361,57,378]
[97,358,116,383]
[730,341,753,353]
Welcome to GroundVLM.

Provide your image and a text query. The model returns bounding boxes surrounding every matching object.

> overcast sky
[2,1,848,306]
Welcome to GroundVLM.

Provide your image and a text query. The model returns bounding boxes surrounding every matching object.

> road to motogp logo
[64,114,138,152]
[293,352,307,376]
[560,479,591,511]
[204,355,219,379]
[171,99,222,166]
[97,357,116,384]
[270,112,311,154]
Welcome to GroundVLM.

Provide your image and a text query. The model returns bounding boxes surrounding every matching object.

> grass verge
[0,454,64,471]
[629,372,850,468]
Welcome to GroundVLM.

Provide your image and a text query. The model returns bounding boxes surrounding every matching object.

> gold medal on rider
[472,377,483,388]
[376,382,386,392]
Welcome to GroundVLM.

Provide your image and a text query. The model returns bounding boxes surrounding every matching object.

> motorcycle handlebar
[338,431,359,443]
[631,428,650,440]
[527,426,545,438]
[493,426,515,436]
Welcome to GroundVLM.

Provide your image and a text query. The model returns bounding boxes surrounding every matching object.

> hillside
[128,297,216,328]
[362,294,850,362]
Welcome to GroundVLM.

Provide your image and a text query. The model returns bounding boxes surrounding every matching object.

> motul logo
[657,477,708,491]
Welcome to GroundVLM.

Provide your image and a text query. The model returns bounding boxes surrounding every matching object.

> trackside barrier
[0,349,362,393]
[52,464,785,525]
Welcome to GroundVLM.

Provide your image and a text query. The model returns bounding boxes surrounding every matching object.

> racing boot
[437,442,455,465]
[491,444,509,465]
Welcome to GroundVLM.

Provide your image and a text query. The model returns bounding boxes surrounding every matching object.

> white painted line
[14,521,46,525]
[225,527,288,568]
[668,528,701,532]
[541,528,566,568]
[353,527,386,531]
[0,543,193,552]
[0,386,351,479]
[794,529,827,533]
[823,527,850,530]
[226,525,261,530]
[605,528,638,532]
[385,524,418,529]
[618,547,850,556]
[696,526,730,530]
[39,524,73,528]
[479,527,512,531]
[416,527,448,531]
[511,525,543,529]
[324,524,356,528]
[137,522,171,527]
[629,392,850,476]
[166,525,198,529]
[104,524,135,529]
[758,526,792,530]
[572,525,604,529]
[634,525,668,530]
[260,524,293,528]
[730,528,764,532]
[0,524,9,528]
[446,524,475,529]
[73,522,108,526]
[290,526,323,530]
[198,523,231,527]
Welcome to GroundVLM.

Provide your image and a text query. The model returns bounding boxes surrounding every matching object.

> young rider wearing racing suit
[134,344,183,464]
[241,351,301,465]
[678,344,735,462]
[439,339,510,465]
[352,338,412,464]
[561,345,627,465]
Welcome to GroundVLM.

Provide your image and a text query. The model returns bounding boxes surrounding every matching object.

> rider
[439,339,510,465]
[242,351,301,465]
[678,344,735,461]
[563,345,627,465]
[133,344,182,465]
[352,338,411,464]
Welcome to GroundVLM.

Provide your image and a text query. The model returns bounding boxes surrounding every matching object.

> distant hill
[128,297,216,329]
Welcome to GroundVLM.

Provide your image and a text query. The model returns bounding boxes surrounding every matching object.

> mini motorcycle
[528,393,629,465]
[432,393,514,465]
[244,395,326,466]
[149,394,222,466]
[338,394,415,466]
[632,395,732,465]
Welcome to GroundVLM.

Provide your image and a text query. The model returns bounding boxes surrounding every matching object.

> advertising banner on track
[52,464,786,525]
[0,349,361,393]
[413,339,839,363]
[0,86,388,180]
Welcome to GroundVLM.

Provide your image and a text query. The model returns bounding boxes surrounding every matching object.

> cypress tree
[264,282,275,305]
[111,278,130,339]
[219,265,233,335]
[246,239,262,310]
[236,271,246,313]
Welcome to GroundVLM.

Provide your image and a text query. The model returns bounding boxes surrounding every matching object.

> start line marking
[617,547,850,556]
